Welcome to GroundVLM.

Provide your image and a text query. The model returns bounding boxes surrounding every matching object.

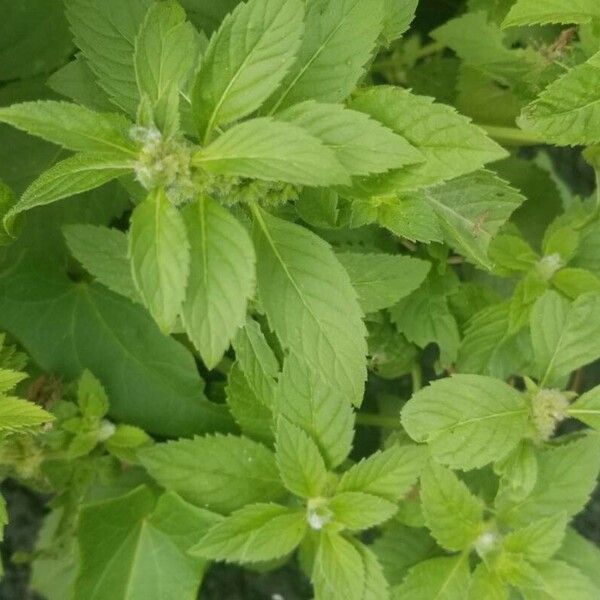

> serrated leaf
[74,487,220,600]
[422,171,525,268]
[531,291,600,386]
[503,0,600,28]
[0,101,135,156]
[401,374,529,470]
[265,0,385,112]
[193,0,304,140]
[420,462,485,552]
[134,0,201,133]
[337,253,430,313]
[556,528,600,591]
[337,444,425,502]
[348,87,507,194]
[139,434,287,513]
[330,492,397,531]
[63,224,139,302]
[519,560,598,600]
[276,417,328,498]
[181,197,255,368]
[468,564,507,600]
[253,208,367,405]
[569,385,600,431]
[352,540,390,600]
[194,117,350,186]
[393,554,471,600]
[129,189,190,333]
[503,513,568,563]
[190,503,306,563]
[382,0,418,45]
[66,0,152,115]
[497,435,600,526]
[5,154,133,223]
[378,195,444,244]
[278,101,423,176]
[0,397,53,432]
[276,352,354,468]
[519,52,600,146]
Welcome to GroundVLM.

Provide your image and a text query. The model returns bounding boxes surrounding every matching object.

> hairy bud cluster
[536,253,563,280]
[306,497,333,530]
[530,388,570,441]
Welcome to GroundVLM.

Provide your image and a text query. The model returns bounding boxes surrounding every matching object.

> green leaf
[190,503,306,563]
[519,52,600,146]
[422,171,525,268]
[348,87,507,194]
[5,153,133,223]
[77,369,109,418]
[134,0,201,133]
[552,268,600,299]
[0,397,53,432]
[181,197,255,369]
[311,529,366,600]
[0,101,135,157]
[519,560,598,600]
[337,444,425,502]
[352,540,390,600]
[531,291,600,386]
[468,564,507,600]
[569,385,600,430]
[0,266,225,438]
[556,528,600,591]
[63,224,140,303]
[497,435,600,526]
[193,0,304,140]
[278,101,423,176]
[139,434,287,513]
[393,555,471,600]
[74,487,220,600]
[337,253,430,313]
[66,0,152,115]
[276,417,328,498]
[382,0,418,45]
[401,374,529,470]
[330,491,397,531]
[377,195,444,244]
[129,189,190,333]
[265,0,385,112]
[195,117,350,186]
[503,513,568,563]
[233,317,280,409]
[503,0,600,28]
[420,462,485,552]
[253,208,367,405]
[276,352,354,468]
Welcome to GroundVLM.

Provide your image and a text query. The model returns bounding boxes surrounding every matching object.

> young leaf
[63,224,140,303]
[337,444,425,502]
[503,513,568,564]
[275,417,328,498]
[139,434,287,513]
[193,0,304,140]
[0,101,135,156]
[503,0,600,28]
[66,0,152,115]
[531,291,600,386]
[337,253,430,313]
[181,197,255,369]
[276,352,355,468]
[420,462,485,552]
[348,87,507,193]
[253,208,367,406]
[468,564,507,600]
[0,397,53,432]
[393,555,471,600]
[75,487,221,600]
[129,189,190,333]
[519,52,600,146]
[329,491,397,531]
[194,117,350,186]
[265,0,385,112]
[401,374,529,470]
[190,503,306,563]
[568,385,600,431]
[134,0,201,133]
[518,560,598,600]
[277,101,423,176]
[5,153,133,223]
[422,171,525,268]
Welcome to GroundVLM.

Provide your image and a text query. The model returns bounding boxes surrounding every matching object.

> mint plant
[1,0,600,598]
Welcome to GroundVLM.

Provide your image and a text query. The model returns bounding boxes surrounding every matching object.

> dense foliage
[2,0,600,598]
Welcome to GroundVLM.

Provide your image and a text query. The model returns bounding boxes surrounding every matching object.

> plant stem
[356,413,402,429]
[411,364,422,393]
[478,124,544,146]
[414,40,445,59]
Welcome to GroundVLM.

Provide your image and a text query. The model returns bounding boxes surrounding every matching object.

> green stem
[414,40,445,59]
[355,413,402,429]
[411,365,422,393]
[478,124,543,146]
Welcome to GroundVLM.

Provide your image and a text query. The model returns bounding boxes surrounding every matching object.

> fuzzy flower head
[530,388,570,441]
